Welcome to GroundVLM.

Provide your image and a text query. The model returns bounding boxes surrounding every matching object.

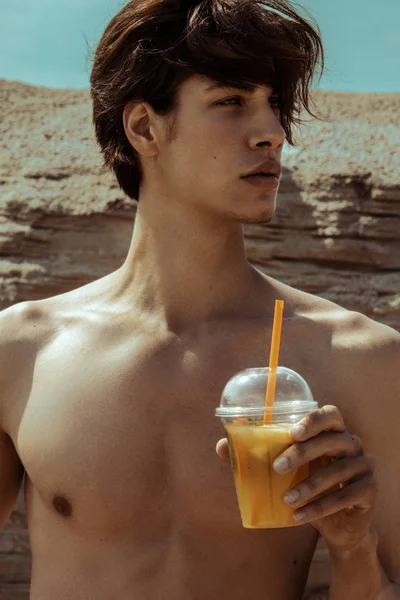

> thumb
[216,438,230,462]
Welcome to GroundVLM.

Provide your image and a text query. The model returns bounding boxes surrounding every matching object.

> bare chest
[7,325,246,537]
[6,317,334,541]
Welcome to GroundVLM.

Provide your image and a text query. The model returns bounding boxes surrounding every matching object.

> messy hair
[89,0,324,201]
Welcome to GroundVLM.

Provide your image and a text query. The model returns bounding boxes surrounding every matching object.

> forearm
[328,528,400,600]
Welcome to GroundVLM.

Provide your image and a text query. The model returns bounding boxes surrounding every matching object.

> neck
[111,190,274,334]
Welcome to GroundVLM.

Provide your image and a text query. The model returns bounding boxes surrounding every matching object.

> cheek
[181,118,237,160]
[164,120,241,191]
[171,147,220,186]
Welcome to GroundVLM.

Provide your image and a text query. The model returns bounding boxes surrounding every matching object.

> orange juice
[225,422,309,528]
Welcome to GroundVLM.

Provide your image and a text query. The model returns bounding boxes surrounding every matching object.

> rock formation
[0,78,399,599]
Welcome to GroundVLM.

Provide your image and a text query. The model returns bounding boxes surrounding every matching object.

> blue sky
[1,0,399,92]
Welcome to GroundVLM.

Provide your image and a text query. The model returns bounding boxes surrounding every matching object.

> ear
[123,100,158,158]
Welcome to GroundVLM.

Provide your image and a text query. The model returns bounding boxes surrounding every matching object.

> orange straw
[263,300,285,425]
[249,300,284,526]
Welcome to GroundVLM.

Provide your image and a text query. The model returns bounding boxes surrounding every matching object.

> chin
[237,203,276,225]
[218,193,277,225]
[239,213,274,225]
[237,192,277,224]
[222,207,275,225]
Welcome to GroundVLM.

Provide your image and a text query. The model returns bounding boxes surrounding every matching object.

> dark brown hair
[89,0,324,201]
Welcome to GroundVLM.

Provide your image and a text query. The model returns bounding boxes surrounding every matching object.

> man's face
[151,74,286,225]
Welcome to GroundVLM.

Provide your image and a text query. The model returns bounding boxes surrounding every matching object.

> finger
[273,431,364,474]
[216,438,230,461]
[292,473,377,524]
[291,405,346,442]
[283,453,375,508]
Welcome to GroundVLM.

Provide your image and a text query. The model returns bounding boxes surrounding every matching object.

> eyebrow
[204,81,275,94]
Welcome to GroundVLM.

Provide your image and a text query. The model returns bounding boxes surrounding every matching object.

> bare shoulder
[297,295,399,440]
[0,300,57,425]
[0,280,107,372]
[0,271,117,352]
[275,279,399,360]
[321,304,399,373]
[294,288,399,413]
[330,310,399,410]
[0,278,118,435]
[323,303,399,357]
[0,300,50,348]
[271,279,399,396]
[0,298,57,341]
[0,300,55,379]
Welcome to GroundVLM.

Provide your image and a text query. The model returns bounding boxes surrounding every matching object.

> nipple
[52,495,73,517]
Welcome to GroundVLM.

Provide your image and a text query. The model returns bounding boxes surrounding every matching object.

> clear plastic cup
[215,366,319,529]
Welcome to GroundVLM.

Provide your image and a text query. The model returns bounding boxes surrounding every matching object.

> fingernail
[293,509,307,522]
[284,489,300,505]
[291,424,306,439]
[273,456,290,473]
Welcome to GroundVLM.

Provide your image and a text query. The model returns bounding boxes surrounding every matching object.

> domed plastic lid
[215,366,317,417]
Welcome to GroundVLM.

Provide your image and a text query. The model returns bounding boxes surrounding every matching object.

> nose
[248,115,286,151]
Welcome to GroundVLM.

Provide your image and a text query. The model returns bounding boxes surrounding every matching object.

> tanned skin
[1,74,399,599]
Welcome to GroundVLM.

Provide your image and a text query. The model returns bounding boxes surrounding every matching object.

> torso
[2,272,364,600]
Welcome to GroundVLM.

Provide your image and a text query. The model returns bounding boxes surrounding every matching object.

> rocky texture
[0,490,30,600]
[0,79,399,599]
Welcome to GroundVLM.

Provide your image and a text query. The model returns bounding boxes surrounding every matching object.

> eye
[217,95,280,110]
[216,96,243,107]
[269,95,280,109]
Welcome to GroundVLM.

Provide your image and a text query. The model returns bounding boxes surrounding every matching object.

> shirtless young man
[1,0,399,598]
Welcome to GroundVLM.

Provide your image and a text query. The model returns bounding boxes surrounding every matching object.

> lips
[242,161,281,179]
[247,173,276,178]
[242,173,280,188]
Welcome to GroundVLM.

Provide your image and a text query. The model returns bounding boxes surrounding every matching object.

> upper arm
[0,302,42,530]
[339,321,400,584]
[366,338,400,586]
[0,429,24,531]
